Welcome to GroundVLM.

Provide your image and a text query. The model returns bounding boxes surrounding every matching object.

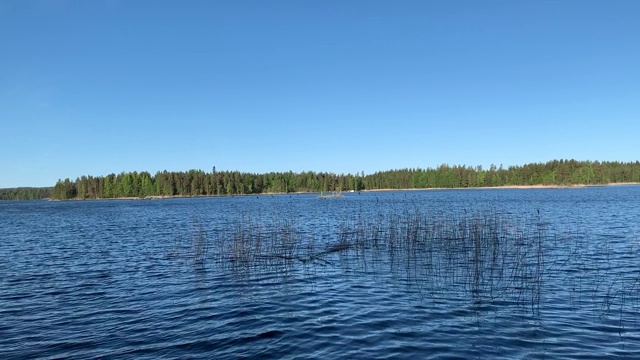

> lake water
[2,186,640,359]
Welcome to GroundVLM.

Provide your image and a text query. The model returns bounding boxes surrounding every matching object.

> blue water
[1,186,640,359]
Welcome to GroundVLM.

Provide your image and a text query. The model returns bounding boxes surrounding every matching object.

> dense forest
[0,187,51,201]
[40,159,640,200]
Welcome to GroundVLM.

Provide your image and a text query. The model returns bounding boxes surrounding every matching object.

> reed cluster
[183,209,545,305]
[178,207,639,323]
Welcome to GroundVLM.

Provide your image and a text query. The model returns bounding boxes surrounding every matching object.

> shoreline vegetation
[43,182,640,202]
[1,159,640,201]
[365,181,640,191]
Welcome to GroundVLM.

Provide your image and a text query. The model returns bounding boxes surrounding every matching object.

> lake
[1,186,640,359]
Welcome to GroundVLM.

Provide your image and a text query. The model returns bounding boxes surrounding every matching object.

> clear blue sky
[1,1,638,188]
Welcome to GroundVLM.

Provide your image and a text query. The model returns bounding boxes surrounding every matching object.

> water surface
[1,186,640,358]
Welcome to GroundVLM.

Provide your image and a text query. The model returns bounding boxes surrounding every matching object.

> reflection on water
[1,186,640,358]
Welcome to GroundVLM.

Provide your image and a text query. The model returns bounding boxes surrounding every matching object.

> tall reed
[178,206,639,323]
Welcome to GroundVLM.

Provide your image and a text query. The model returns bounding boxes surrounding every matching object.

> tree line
[1,159,638,200]
[0,187,52,201]
[42,159,640,200]
[49,169,365,200]
[365,159,640,190]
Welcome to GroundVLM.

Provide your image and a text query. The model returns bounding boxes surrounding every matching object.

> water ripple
[1,188,640,358]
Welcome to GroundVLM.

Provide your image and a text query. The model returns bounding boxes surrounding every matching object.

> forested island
[2,159,639,201]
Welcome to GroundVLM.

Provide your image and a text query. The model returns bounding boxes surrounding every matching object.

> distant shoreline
[46,182,640,201]
[362,182,640,192]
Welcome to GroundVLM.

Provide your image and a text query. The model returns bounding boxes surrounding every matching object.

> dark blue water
[2,186,640,359]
